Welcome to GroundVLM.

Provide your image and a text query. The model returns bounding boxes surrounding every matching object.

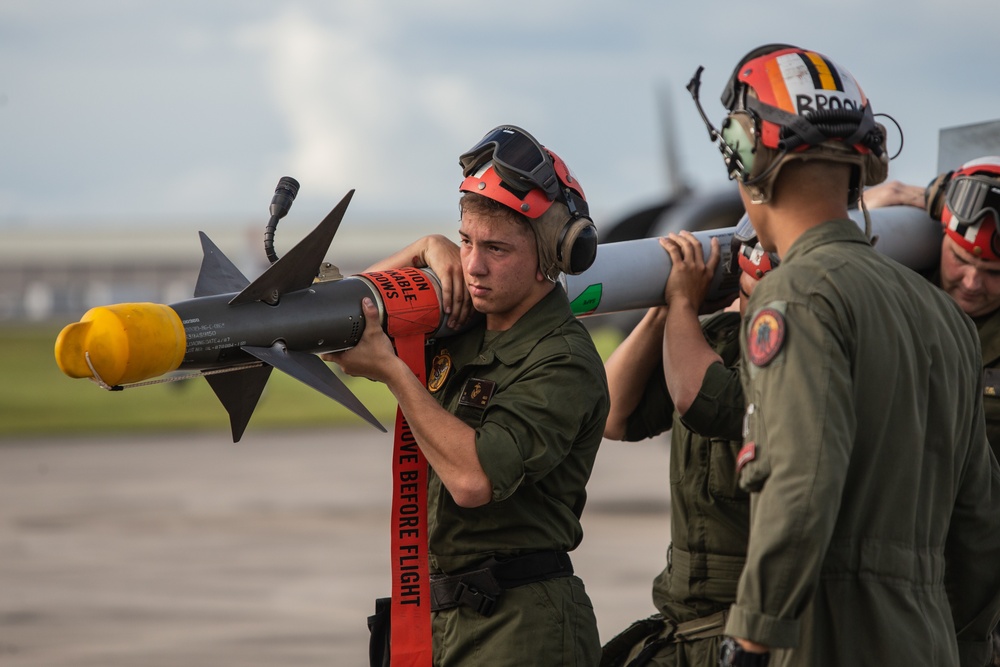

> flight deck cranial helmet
[687,44,890,204]
[458,125,598,281]
[936,156,1000,261]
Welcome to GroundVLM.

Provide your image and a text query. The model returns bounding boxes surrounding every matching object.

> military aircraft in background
[600,86,744,246]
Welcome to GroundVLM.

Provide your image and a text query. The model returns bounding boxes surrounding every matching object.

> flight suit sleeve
[679,360,744,442]
[622,360,676,442]
[475,345,607,502]
[725,299,856,648]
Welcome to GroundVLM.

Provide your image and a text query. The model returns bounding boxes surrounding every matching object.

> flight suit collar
[448,285,574,368]
[780,218,870,264]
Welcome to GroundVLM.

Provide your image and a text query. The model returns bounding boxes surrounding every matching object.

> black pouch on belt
[367,596,391,667]
[430,551,574,617]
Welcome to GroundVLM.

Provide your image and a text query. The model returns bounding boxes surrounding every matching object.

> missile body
[168,277,376,368]
[55,190,944,441]
[563,205,944,317]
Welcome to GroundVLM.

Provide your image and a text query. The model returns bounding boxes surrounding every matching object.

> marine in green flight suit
[426,284,607,666]
[326,124,609,667]
[601,233,776,667]
[735,219,1000,666]
[685,43,1000,667]
[926,157,1000,464]
[858,157,1000,463]
[613,310,747,667]
[977,307,1000,456]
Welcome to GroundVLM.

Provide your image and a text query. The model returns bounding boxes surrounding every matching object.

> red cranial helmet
[941,156,1000,261]
[688,44,890,204]
[458,125,597,277]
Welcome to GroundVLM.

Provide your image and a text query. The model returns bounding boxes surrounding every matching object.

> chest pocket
[453,377,497,425]
[709,437,751,501]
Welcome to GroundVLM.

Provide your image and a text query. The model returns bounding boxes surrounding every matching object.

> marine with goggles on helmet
[600,221,775,667]
[864,157,1000,461]
[686,44,1000,667]
[324,124,609,666]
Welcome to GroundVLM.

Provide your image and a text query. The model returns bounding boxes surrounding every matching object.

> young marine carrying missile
[54,187,944,441]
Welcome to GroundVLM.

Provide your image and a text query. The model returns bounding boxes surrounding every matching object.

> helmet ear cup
[924,170,954,222]
[556,216,598,275]
[721,112,759,180]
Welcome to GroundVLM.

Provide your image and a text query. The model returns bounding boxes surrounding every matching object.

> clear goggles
[945,175,1000,225]
[459,125,560,200]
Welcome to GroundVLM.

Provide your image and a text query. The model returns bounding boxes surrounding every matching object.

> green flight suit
[974,307,1000,667]
[605,311,749,666]
[974,307,1000,459]
[930,268,1000,459]
[425,285,609,667]
[733,220,1000,667]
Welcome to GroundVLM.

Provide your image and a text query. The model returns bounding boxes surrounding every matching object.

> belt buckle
[453,581,497,617]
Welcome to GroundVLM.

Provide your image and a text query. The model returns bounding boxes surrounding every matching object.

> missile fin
[195,233,251,297]
[229,190,355,306]
[242,342,386,433]
[205,364,274,442]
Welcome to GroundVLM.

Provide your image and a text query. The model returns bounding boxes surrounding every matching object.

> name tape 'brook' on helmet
[938,156,1000,261]
[688,44,891,204]
[458,125,598,280]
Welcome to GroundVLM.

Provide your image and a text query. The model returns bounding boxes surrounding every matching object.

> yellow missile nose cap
[54,303,187,386]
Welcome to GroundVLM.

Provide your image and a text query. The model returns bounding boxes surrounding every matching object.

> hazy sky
[3,1,999,235]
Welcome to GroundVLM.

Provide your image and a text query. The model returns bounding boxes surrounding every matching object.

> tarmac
[0,427,671,666]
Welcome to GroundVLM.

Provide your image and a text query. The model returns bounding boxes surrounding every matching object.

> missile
[562,205,944,317]
[55,190,453,441]
[55,192,943,441]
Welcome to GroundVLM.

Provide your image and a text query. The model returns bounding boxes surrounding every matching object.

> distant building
[3,219,437,323]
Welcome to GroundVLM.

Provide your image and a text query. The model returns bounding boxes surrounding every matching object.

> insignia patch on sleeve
[747,307,785,367]
[427,350,452,393]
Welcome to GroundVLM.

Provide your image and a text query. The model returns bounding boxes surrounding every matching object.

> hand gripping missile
[562,205,945,317]
[55,190,452,442]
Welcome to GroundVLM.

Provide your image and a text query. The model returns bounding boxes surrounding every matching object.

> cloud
[3,0,1000,229]
[232,5,487,217]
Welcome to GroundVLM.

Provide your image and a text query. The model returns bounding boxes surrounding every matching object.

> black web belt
[429,551,573,617]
